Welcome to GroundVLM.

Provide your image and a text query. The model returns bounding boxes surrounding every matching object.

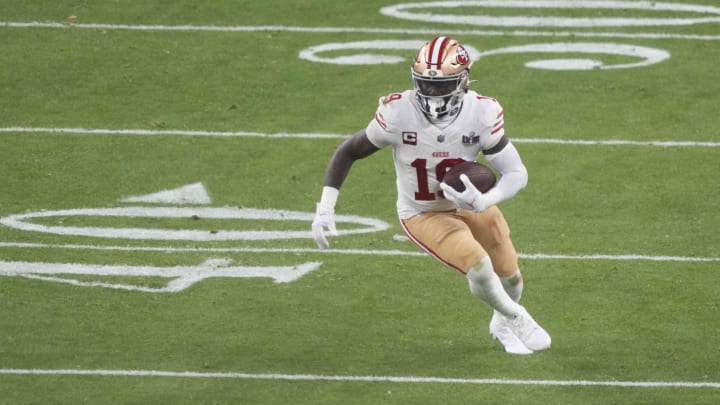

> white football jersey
[366,89,506,219]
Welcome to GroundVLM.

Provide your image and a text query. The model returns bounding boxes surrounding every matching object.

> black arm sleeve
[482,135,509,156]
[323,130,380,189]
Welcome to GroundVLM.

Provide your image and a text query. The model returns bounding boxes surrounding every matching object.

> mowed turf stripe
[2,21,720,41]
[0,242,718,262]
[1,127,719,147]
[1,368,719,389]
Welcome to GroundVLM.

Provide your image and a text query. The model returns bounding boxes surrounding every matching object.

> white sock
[500,269,524,302]
[466,257,522,317]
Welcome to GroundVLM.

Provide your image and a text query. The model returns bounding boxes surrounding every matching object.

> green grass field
[1,1,719,404]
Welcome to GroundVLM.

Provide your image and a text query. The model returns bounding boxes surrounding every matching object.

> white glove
[312,203,338,249]
[440,174,492,212]
[311,187,340,249]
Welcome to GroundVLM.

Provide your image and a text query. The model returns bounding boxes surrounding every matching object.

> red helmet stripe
[436,37,451,68]
[425,37,439,69]
[426,36,449,69]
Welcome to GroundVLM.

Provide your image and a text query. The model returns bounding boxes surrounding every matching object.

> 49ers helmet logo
[456,45,469,65]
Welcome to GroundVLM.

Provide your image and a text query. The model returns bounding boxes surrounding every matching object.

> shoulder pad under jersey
[373,90,416,132]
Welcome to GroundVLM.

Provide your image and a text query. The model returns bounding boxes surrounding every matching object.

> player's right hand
[311,202,338,249]
[440,174,490,212]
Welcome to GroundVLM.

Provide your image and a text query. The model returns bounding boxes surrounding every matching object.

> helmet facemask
[412,69,468,119]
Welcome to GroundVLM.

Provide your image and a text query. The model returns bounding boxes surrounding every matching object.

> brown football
[442,161,497,193]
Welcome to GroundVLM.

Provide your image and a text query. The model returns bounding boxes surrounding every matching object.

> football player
[312,36,550,354]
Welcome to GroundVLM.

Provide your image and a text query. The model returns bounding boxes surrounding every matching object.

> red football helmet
[412,36,472,119]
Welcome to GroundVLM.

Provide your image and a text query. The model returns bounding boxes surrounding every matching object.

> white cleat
[507,306,551,352]
[489,310,533,355]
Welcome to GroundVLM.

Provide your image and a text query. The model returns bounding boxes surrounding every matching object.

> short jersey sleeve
[474,95,506,152]
[365,92,410,149]
[366,108,393,148]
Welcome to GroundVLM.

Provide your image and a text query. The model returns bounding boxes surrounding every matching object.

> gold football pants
[400,206,518,276]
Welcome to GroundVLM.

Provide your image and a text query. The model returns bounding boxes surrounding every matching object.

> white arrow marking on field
[120,182,211,205]
[0,259,321,293]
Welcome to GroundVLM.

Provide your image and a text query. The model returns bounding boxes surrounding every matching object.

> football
[442,161,497,193]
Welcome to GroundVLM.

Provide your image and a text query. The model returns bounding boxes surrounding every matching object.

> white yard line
[0,368,718,389]
[0,242,717,263]
[1,127,718,147]
[2,21,720,41]
[0,127,343,139]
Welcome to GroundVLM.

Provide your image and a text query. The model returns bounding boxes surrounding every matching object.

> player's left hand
[440,174,491,212]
